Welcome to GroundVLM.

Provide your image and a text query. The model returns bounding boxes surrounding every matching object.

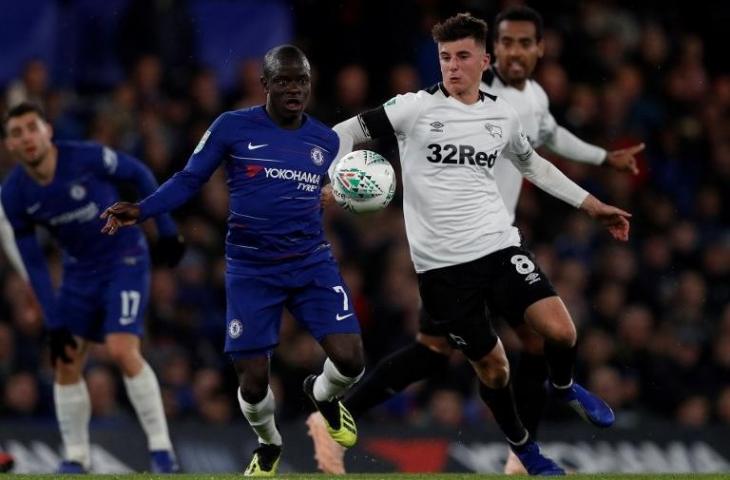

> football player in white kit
[310,12,633,476]
[483,5,643,473]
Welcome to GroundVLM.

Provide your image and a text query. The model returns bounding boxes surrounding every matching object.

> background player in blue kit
[1,103,184,474]
[102,45,366,476]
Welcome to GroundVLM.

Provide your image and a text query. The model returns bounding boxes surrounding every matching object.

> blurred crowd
[0,0,728,433]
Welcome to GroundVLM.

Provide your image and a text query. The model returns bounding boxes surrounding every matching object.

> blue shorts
[225,257,360,357]
[56,256,150,342]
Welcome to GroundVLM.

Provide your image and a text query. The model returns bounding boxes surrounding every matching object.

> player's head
[3,102,54,168]
[432,13,490,98]
[493,6,544,86]
[261,45,311,124]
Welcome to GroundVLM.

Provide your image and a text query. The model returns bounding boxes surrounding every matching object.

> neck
[494,64,527,90]
[25,145,58,185]
[446,83,481,105]
[265,103,303,130]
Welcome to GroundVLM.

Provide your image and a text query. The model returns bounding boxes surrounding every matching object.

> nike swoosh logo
[248,142,268,150]
[335,313,354,321]
[26,202,41,214]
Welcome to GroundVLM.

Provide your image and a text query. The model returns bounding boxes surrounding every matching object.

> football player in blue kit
[1,103,184,473]
[102,45,365,476]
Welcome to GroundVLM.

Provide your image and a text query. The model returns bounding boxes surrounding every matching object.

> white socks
[54,380,91,468]
[313,358,364,402]
[124,362,173,452]
[238,387,282,446]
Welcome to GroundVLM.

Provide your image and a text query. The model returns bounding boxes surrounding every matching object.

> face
[4,112,53,167]
[494,20,544,85]
[438,37,489,97]
[261,58,311,121]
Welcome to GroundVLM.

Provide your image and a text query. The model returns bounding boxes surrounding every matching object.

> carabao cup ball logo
[310,147,324,166]
[228,319,243,338]
[335,169,384,199]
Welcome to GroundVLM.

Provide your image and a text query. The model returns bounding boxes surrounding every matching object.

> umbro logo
[248,142,268,150]
[336,313,354,321]
[525,272,541,285]
[430,121,445,132]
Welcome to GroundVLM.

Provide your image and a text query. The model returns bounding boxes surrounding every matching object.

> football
[331,150,396,213]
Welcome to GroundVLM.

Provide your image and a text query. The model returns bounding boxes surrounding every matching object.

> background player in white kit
[312,12,632,475]
[482,5,644,473]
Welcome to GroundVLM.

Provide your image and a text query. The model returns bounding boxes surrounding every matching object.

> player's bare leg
[107,333,178,473]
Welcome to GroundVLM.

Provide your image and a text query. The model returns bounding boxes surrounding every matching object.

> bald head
[262,45,310,80]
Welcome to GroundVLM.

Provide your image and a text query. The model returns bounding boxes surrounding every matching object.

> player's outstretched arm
[100,202,141,235]
[579,195,631,241]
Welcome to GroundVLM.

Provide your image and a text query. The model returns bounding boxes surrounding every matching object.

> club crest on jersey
[69,184,86,200]
[310,147,325,166]
[484,123,503,138]
[430,121,444,132]
[228,319,243,338]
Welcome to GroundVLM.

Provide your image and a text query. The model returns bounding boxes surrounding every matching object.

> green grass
[6,475,729,480]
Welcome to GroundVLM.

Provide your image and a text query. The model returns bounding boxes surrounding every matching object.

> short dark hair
[432,13,488,47]
[2,102,48,137]
[494,5,544,41]
[262,44,310,79]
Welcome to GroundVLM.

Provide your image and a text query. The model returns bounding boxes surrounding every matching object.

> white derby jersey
[361,83,534,272]
[482,68,556,221]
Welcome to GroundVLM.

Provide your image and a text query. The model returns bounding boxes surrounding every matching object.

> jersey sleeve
[355,92,424,141]
[92,146,178,236]
[138,113,230,221]
[0,185,57,326]
[504,105,535,162]
[533,83,558,146]
[533,84,606,164]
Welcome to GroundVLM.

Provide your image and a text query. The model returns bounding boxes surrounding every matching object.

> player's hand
[48,327,78,365]
[321,184,335,209]
[580,195,631,241]
[152,234,186,268]
[605,143,643,175]
[101,202,141,235]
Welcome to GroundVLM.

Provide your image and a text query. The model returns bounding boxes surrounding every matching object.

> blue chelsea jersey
[139,106,341,273]
[2,141,178,270]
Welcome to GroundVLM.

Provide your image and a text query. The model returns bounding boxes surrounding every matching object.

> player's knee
[483,362,510,388]
[106,342,135,366]
[472,352,510,388]
[550,321,576,348]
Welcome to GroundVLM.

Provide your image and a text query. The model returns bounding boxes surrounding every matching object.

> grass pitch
[6,474,729,479]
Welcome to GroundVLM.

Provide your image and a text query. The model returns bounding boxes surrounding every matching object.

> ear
[537,39,545,59]
[482,52,491,72]
[260,75,269,93]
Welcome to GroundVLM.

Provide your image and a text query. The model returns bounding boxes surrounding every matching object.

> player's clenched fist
[100,201,141,235]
